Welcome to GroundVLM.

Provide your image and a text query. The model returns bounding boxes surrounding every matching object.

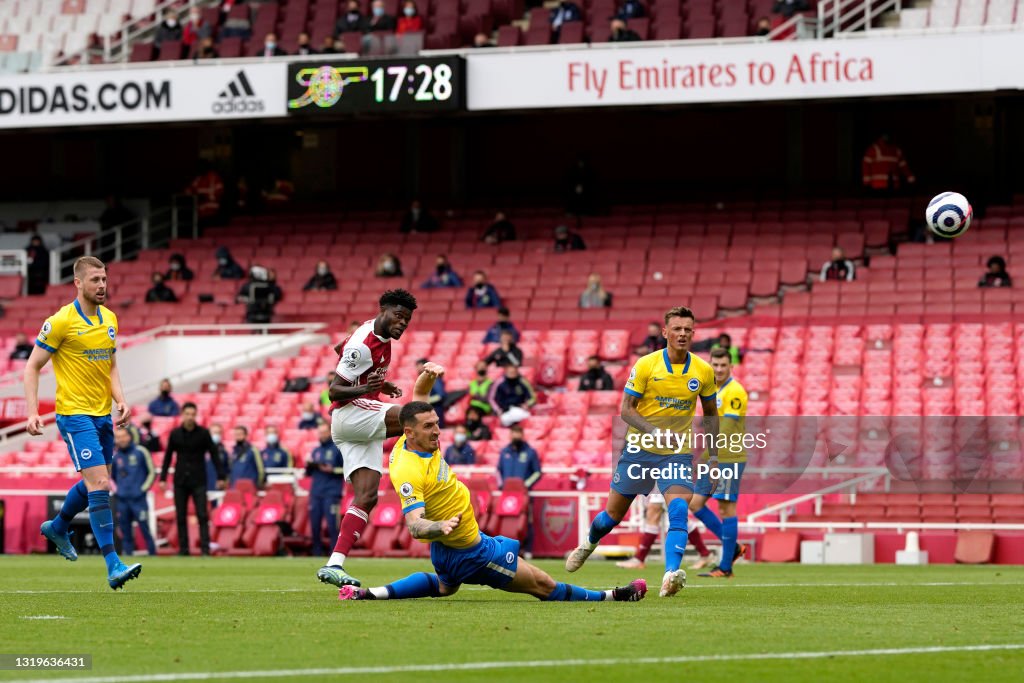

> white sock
[603,590,613,600]
[328,552,347,568]
[370,587,390,599]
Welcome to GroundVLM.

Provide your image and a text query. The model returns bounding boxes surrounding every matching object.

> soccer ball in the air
[926,192,972,239]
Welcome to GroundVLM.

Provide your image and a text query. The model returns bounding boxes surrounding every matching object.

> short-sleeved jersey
[715,376,749,464]
[332,319,392,409]
[388,435,479,549]
[35,300,118,417]
[623,348,716,455]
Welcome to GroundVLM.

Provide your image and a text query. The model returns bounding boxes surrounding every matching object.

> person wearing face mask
[494,365,536,427]
[463,406,492,441]
[212,246,244,280]
[206,423,228,493]
[498,425,541,489]
[465,270,502,309]
[307,422,344,556]
[135,412,163,452]
[148,378,180,417]
[262,32,287,57]
[365,0,397,32]
[146,272,178,303]
[155,9,182,49]
[468,361,495,415]
[421,254,463,289]
[579,355,615,391]
[579,272,612,309]
[399,199,439,233]
[228,425,265,488]
[485,330,523,368]
[553,224,587,253]
[304,260,339,291]
[111,426,158,556]
[482,306,520,343]
[335,0,364,35]
[26,233,50,295]
[375,253,404,278]
[298,402,324,430]
[396,1,424,34]
[261,425,293,470]
[165,253,194,281]
[444,425,476,465]
[183,7,211,52]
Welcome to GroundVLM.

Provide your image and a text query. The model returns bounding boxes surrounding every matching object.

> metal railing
[817,0,902,38]
[766,12,820,41]
[49,194,196,285]
[745,470,891,524]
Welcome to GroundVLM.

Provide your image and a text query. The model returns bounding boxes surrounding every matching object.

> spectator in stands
[482,306,520,343]
[469,361,495,415]
[979,256,1012,288]
[336,0,364,35]
[862,133,915,193]
[207,423,228,493]
[579,355,615,391]
[399,199,439,233]
[415,358,448,425]
[635,321,666,354]
[307,422,344,556]
[445,425,477,465]
[820,247,855,282]
[9,333,32,360]
[187,161,225,221]
[296,32,316,55]
[366,0,398,32]
[693,332,742,364]
[320,372,334,408]
[304,260,339,291]
[155,8,182,49]
[136,413,163,453]
[298,402,324,430]
[375,253,404,277]
[112,426,157,556]
[26,234,50,295]
[463,406,493,441]
[228,425,265,488]
[220,0,251,38]
[183,6,212,52]
[262,32,287,57]
[165,253,194,281]
[498,425,541,488]
[473,32,493,48]
[553,224,587,253]
[579,273,612,308]
[486,330,524,368]
[550,0,583,40]
[422,254,463,288]
[196,36,218,59]
[146,272,178,303]
[773,0,809,18]
[397,1,424,34]
[160,403,226,556]
[494,365,536,426]
[754,16,772,35]
[609,18,642,42]
[465,270,502,309]
[615,0,645,19]
[323,36,340,52]
[261,425,293,470]
[236,266,279,323]
[482,211,516,244]
[213,246,244,280]
[149,379,181,418]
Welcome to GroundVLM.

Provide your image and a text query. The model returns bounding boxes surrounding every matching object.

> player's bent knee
[438,582,459,597]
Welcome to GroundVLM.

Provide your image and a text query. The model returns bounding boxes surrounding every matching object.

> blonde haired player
[25,256,141,589]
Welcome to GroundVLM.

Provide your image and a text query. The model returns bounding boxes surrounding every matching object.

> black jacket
[161,424,225,486]
[579,368,615,391]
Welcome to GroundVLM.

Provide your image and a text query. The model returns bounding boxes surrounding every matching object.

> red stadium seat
[370,491,407,556]
[488,479,529,541]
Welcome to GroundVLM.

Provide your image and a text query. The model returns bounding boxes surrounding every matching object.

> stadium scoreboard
[287,56,464,115]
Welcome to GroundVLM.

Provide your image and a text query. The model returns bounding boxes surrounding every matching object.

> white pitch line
[7,643,1024,683]
[18,615,67,619]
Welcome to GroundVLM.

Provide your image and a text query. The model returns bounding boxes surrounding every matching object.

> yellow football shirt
[35,301,118,417]
[388,435,479,549]
[716,376,749,464]
[623,349,717,455]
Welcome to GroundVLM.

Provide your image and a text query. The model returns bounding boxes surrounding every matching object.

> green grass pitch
[1,557,1023,682]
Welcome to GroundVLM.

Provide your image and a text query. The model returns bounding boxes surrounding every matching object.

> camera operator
[236,265,280,324]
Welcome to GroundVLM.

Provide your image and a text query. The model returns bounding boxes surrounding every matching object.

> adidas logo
[212,71,264,115]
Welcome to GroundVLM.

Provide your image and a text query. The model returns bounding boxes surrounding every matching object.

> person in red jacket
[396,1,424,34]
[186,162,225,220]
[862,133,916,192]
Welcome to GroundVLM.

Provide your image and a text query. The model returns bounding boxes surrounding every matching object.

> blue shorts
[430,533,520,589]
[695,461,746,502]
[56,414,113,472]
[611,448,695,497]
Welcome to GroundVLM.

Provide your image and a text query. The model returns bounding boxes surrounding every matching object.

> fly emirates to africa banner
[466,31,1024,110]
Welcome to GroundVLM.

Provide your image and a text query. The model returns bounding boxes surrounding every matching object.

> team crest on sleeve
[40,320,51,339]
[342,347,361,369]
[688,378,701,392]
[731,397,742,410]
[399,482,414,497]
[628,365,637,381]
[107,326,116,340]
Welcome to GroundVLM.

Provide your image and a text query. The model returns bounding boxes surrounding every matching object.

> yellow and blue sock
[695,506,724,539]
[87,490,120,572]
[51,481,88,535]
[588,510,618,545]
[719,517,739,572]
[663,498,689,573]
[545,582,608,601]
[372,572,441,599]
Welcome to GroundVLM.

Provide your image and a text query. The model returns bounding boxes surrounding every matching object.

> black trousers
[173,480,210,554]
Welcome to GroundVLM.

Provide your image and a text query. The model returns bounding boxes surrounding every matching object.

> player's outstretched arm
[411,362,445,403]
[404,507,460,540]
[23,345,52,436]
